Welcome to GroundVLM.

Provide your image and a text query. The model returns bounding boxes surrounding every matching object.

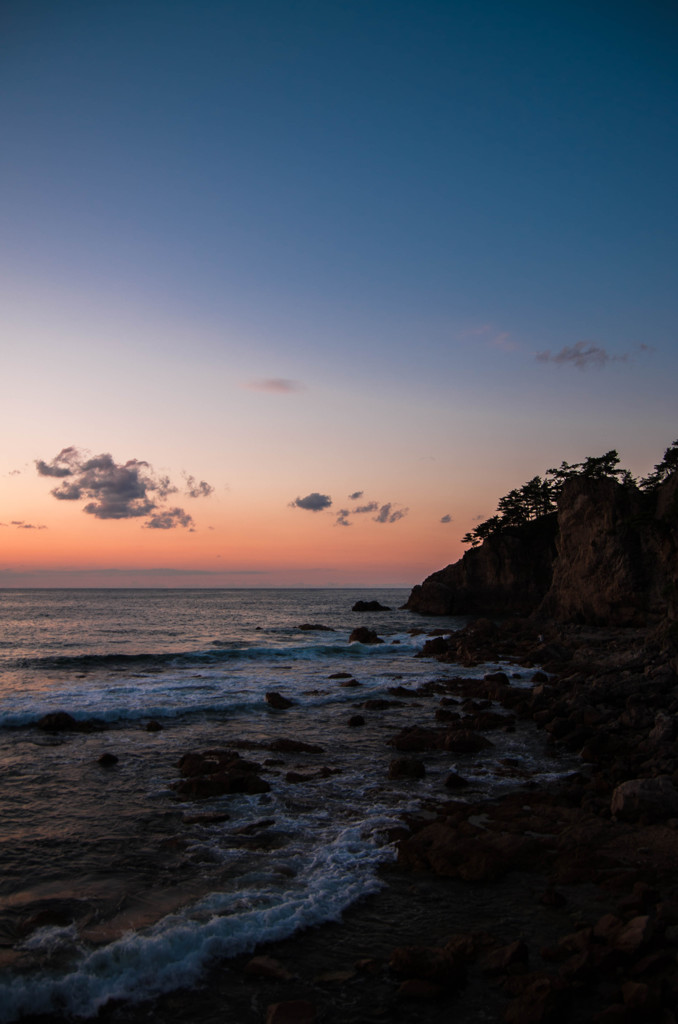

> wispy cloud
[183,474,214,498]
[348,491,363,500]
[246,378,304,394]
[36,447,212,529]
[459,324,519,351]
[334,497,406,527]
[289,492,332,512]
[10,520,47,530]
[536,341,654,369]
[373,503,408,524]
[440,513,452,524]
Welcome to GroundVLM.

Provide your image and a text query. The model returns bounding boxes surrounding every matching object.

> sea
[0,588,569,1021]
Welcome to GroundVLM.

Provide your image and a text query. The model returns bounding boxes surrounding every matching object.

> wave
[0,825,391,1023]
[14,638,420,673]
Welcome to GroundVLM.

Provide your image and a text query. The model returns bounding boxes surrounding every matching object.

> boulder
[610,776,678,821]
[297,623,334,631]
[349,627,384,644]
[388,757,426,780]
[266,692,295,709]
[173,749,270,799]
[37,711,106,733]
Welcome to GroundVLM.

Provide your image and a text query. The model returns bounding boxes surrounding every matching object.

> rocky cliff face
[405,514,558,617]
[406,472,678,627]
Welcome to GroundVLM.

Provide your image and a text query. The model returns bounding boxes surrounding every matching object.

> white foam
[0,826,388,1023]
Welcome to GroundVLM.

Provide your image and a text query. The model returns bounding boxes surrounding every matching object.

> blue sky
[1,0,677,585]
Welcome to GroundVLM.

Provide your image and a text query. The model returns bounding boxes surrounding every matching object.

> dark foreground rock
[172,749,270,799]
[349,627,384,644]
[37,711,107,732]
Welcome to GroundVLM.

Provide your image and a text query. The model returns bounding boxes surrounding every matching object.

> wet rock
[265,1000,316,1024]
[339,678,361,687]
[349,627,384,644]
[348,714,365,727]
[352,600,391,611]
[444,771,470,789]
[266,692,295,709]
[173,749,270,799]
[328,672,352,679]
[389,944,466,988]
[244,955,294,980]
[97,752,118,767]
[145,719,162,732]
[362,699,401,710]
[267,738,325,754]
[297,623,334,631]
[37,711,106,733]
[388,757,426,780]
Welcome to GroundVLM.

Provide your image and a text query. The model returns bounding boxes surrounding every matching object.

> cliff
[406,471,678,627]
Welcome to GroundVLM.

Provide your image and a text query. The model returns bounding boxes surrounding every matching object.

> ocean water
[0,589,567,1021]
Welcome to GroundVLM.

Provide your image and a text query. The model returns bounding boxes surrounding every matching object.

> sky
[1,0,677,588]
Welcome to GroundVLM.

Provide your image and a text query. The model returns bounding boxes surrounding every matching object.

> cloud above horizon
[374,503,409,524]
[10,520,47,530]
[440,513,452,523]
[334,497,407,527]
[536,341,654,369]
[289,492,332,512]
[246,378,304,393]
[36,447,213,529]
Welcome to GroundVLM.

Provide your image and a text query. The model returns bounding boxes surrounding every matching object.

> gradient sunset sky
[2,0,677,587]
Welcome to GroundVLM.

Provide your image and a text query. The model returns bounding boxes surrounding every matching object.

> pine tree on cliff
[640,440,678,490]
[462,449,632,547]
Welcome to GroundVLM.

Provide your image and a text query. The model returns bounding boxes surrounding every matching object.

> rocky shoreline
[89,616,678,1024]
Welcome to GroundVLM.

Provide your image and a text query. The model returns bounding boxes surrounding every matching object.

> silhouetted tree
[462,448,637,547]
[640,440,678,490]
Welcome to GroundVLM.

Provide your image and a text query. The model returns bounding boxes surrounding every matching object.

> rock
[37,711,106,733]
[349,627,384,644]
[503,976,564,1023]
[389,944,465,987]
[297,623,334,631]
[396,979,444,1000]
[389,757,426,780]
[267,738,324,754]
[481,938,529,975]
[611,915,653,955]
[265,1001,316,1024]
[352,600,391,611]
[444,772,470,789]
[145,719,162,732]
[405,470,678,625]
[244,955,293,980]
[266,692,295,709]
[328,672,353,679]
[610,777,678,821]
[97,752,118,767]
[348,714,365,727]
[173,749,270,799]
